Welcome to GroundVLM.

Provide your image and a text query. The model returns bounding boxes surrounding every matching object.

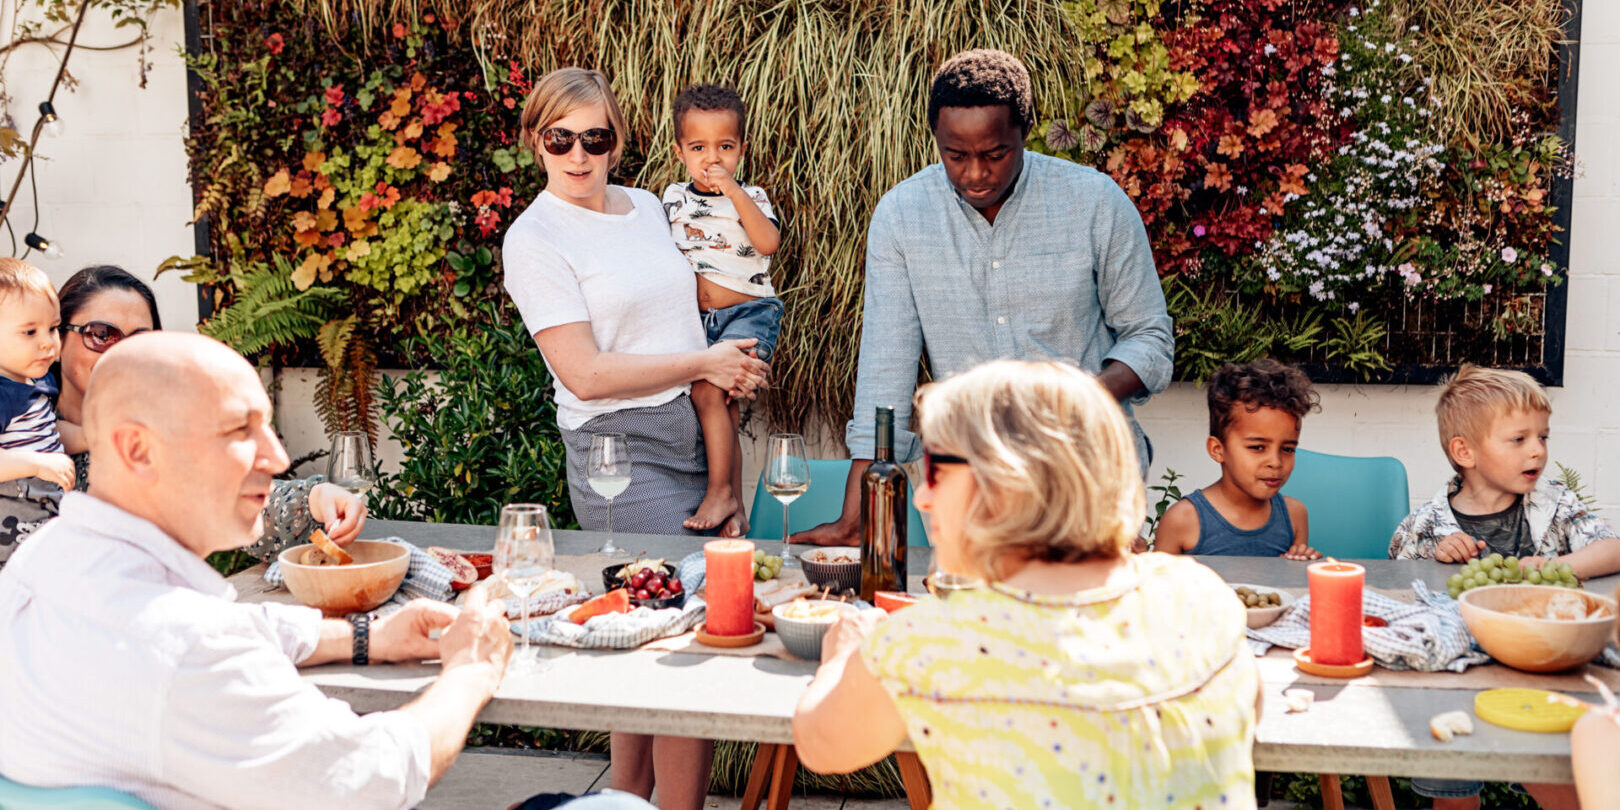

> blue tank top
[1186,490,1295,556]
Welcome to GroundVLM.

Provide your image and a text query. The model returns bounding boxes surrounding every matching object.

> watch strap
[348,612,370,666]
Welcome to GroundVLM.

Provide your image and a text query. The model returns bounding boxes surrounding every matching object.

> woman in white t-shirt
[501,67,767,810]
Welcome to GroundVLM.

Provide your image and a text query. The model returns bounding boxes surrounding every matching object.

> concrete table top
[255,519,1620,784]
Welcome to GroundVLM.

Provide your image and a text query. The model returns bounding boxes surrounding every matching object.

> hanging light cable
[0,0,90,238]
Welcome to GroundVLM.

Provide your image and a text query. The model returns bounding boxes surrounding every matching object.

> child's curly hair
[1207,359,1321,439]
[927,49,1034,134]
[672,84,747,141]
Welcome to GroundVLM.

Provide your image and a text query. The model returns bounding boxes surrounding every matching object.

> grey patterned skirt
[560,394,708,536]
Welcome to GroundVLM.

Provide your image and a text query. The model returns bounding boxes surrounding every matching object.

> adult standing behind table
[501,67,768,810]
[795,49,1173,547]
[48,265,365,556]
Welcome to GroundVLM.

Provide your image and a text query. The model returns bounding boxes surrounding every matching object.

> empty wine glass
[764,433,809,570]
[587,433,631,555]
[326,430,376,503]
[495,503,556,675]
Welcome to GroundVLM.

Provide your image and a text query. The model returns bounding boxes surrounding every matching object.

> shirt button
[997,316,1007,324]
[992,261,1002,269]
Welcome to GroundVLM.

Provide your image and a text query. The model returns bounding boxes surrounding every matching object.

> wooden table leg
[1318,774,1345,810]
[896,752,932,810]
[766,744,799,810]
[741,743,780,810]
[1366,775,1396,810]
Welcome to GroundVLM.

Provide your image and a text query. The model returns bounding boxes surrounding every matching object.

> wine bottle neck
[874,406,894,462]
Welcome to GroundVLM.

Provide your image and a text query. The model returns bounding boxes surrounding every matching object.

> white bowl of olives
[1230,584,1295,628]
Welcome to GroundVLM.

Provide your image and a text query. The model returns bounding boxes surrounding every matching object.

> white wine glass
[326,430,376,503]
[925,553,982,600]
[587,433,631,556]
[764,433,810,570]
[495,503,556,675]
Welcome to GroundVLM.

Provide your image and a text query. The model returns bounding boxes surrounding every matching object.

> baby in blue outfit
[1155,359,1321,559]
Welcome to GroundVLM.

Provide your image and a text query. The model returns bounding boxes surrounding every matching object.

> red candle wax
[1308,561,1365,666]
[704,540,756,636]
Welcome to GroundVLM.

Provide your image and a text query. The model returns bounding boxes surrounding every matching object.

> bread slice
[1430,710,1474,742]
[308,527,353,565]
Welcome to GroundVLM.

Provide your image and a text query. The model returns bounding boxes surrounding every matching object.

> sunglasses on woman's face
[540,127,616,156]
[62,321,150,353]
[923,449,969,488]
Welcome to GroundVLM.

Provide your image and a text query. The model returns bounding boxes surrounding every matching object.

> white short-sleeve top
[503,187,706,431]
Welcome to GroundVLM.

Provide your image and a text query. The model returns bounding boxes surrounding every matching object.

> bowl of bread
[772,599,859,661]
[277,531,410,616]
[1458,584,1617,673]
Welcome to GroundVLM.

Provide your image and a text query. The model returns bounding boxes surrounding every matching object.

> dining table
[231,518,1620,805]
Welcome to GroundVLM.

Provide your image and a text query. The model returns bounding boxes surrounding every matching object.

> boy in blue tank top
[1156,359,1322,559]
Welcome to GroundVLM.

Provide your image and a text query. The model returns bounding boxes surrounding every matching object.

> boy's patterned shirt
[1389,475,1616,560]
[662,183,776,298]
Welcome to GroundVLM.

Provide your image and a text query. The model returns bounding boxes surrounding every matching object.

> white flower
[1501,247,1519,263]
[1264,44,1277,55]
[1349,6,1359,15]
[1348,301,1361,313]
[1483,284,1494,294]
[1540,263,1553,277]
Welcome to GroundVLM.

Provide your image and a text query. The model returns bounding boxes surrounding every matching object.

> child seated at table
[1572,595,1620,807]
[1155,358,1322,559]
[1391,363,1613,810]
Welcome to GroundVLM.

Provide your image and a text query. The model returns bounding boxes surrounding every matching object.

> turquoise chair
[747,458,930,546]
[1279,448,1410,559]
[0,776,156,809]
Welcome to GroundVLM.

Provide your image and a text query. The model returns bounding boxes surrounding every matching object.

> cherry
[635,588,652,600]
[668,579,683,594]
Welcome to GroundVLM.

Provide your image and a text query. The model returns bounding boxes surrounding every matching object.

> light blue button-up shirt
[844,152,1174,470]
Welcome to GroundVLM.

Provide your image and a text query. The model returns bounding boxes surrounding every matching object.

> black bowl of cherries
[603,560,685,610]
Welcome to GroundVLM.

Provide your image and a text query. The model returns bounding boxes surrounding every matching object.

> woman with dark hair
[53,265,366,559]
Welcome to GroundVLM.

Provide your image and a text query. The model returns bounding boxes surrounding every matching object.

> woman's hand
[308,482,367,546]
[705,339,770,400]
[820,608,888,665]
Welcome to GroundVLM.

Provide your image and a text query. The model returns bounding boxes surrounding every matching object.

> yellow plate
[1474,688,1588,733]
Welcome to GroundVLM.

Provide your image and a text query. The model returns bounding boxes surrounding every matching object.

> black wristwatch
[348,612,370,666]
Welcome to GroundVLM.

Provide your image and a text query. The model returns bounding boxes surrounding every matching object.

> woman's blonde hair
[519,67,628,171]
[916,360,1144,580]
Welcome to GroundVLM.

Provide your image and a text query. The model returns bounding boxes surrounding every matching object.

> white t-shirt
[503,187,706,431]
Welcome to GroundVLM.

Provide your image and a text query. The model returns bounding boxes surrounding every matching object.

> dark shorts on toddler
[702,297,783,363]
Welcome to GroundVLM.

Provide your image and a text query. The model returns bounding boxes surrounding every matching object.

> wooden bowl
[1458,585,1617,673]
[278,540,410,616]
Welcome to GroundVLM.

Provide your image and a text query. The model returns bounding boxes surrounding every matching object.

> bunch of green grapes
[1446,553,1580,599]
[754,549,783,582]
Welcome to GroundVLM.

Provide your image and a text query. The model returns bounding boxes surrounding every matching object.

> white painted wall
[18,4,1620,515]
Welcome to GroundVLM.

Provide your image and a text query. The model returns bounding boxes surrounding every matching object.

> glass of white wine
[495,503,556,675]
[764,433,810,570]
[587,433,631,556]
[925,553,982,600]
[326,430,376,503]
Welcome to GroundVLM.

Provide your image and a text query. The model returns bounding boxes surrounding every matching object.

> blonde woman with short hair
[502,67,768,810]
[793,360,1260,809]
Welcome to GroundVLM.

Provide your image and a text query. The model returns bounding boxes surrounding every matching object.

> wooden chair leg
[896,752,932,810]
[1318,774,1345,810]
[766,744,799,810]
[740,743,780,810]
[1366,775,1396,810]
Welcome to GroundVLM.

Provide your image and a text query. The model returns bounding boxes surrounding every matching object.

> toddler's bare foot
[720,510,749,538]
[684,488,739,532]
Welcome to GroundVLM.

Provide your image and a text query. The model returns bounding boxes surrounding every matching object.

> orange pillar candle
[704,539,756,636]
[1308,561,1365,666]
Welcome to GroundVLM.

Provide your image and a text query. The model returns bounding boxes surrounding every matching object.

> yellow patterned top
[861,553,1258,809]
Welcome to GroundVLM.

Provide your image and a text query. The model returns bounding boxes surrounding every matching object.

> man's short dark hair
[672,84,747,141]
[1207,359,1321,438]
[927,49,1035,134]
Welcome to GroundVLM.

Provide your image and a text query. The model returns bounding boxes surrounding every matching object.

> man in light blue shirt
[796,48,1173,547]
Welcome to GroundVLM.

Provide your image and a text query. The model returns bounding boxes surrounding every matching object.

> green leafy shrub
[370,306,575,528]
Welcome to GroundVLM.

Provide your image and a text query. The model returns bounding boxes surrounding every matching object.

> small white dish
[1228,583,1296,629]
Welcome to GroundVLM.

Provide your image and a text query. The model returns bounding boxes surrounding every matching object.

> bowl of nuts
[1230,584,1294,629]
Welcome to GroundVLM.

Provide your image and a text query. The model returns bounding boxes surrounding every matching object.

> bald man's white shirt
[0,492,431,810]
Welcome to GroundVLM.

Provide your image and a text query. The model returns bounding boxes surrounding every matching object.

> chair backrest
[748,458,930,546]
[1279,448,1410,559]
[0,776,156,809]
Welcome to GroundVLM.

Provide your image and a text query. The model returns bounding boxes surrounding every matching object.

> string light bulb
[24,232,63,258]
[38,101,62,138]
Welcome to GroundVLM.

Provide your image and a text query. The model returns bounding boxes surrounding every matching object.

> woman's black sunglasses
[923,450,969,487]
[540,127,616,156]
[62,321,150,353]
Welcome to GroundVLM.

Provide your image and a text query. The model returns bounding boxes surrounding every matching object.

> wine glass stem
[520,592,532,662]
[782,503,790,556]
[606,498,614,535]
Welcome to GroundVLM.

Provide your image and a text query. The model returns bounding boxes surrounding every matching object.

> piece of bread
[1283,688,1314,713]
[309,528,353,565]
[1430,710,1474,742]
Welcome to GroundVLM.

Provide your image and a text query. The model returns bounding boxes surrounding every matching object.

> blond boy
[0,258,73,561]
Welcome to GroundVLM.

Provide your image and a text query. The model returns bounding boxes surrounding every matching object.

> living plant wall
[173,0,1575,444]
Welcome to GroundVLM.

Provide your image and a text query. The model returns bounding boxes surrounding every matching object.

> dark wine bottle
[860,406,907,601]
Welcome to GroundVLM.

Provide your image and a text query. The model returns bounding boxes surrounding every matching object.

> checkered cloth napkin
[518,552,709,649]
[1246,581,1492,672]
[263,537,456,617]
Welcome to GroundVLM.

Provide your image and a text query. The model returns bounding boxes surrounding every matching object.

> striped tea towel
[264,537,456,617]
[1246,581,1491,672]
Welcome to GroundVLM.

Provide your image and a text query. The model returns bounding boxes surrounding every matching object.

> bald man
[0,333,520,809]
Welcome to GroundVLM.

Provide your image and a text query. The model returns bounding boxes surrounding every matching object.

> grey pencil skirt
[559,394,708,536]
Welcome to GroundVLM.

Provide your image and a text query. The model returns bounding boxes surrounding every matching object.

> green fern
[1554,463,1598,511]
[200,254,348,357]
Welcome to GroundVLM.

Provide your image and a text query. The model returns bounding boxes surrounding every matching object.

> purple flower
[1500,247,1518,264]
[1193,224,1207,237]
